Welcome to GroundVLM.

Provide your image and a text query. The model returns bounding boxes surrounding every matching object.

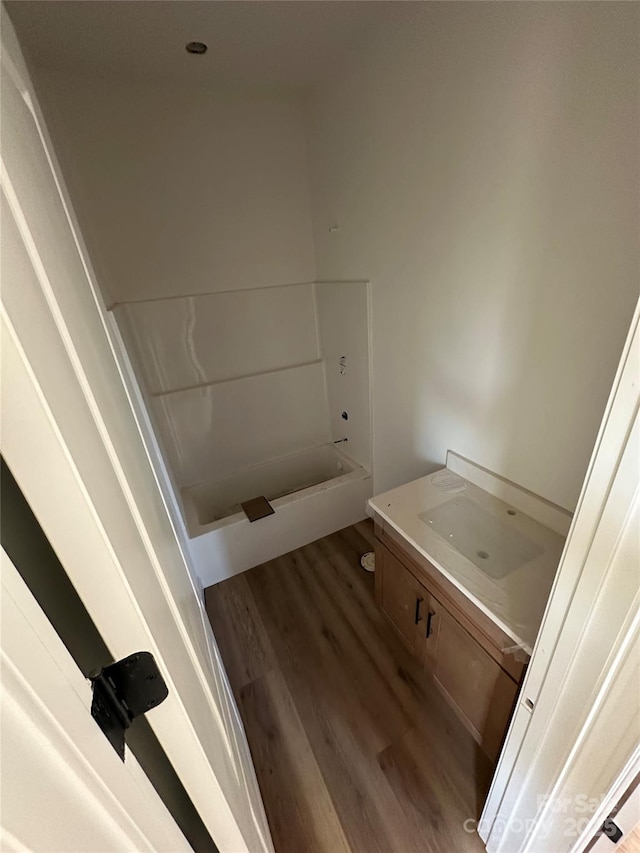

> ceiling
[6,1,399,91]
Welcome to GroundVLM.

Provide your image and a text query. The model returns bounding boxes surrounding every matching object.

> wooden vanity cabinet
[376,544,433,663]
[374,525,527,762]
[426,603,520,760]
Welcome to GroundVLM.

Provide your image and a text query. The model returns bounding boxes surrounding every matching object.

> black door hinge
[89,652,168,761]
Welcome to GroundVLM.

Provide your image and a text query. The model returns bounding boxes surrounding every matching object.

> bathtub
[183,444,372,585]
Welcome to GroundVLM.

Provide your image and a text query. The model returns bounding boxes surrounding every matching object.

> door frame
[1,10,272,852]
[480,300,640,851]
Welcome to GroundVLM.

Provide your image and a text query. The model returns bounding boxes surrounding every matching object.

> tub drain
[360,552,375,573]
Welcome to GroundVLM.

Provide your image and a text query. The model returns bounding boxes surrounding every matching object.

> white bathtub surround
[315,280,372,472]
[117,284,320,393]
[115,282,371,482]
[368,453,571,654]
[111,280,372,583]
[154,362,330,488]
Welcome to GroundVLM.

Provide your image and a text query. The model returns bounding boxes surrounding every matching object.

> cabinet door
[377,545,426,660]
[429,604,519,761]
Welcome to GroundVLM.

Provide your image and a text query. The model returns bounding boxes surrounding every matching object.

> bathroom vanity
[368,453,571,761]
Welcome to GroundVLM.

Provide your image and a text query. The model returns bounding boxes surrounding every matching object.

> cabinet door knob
[414,596,424,624]
[426,610,435,638]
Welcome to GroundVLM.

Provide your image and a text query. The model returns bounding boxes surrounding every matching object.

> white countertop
[368,464,569,655]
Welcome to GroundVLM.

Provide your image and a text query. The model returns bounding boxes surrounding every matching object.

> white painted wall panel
[307,2,639,509]
[154,362,330,487]
[120,284,319,393]
[33,74,316,304]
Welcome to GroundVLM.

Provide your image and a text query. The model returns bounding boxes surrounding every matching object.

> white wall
[306,2,640,511]
[34,72,317,304]
[29,3,638,516]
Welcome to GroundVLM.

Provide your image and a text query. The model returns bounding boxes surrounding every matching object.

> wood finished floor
[205,521,493,853]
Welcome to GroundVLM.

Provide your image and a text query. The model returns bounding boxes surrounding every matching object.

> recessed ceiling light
[185,42,207,55]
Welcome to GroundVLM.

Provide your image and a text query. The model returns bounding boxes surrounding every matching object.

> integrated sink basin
[368,452,571,653]
[419,494,544,579]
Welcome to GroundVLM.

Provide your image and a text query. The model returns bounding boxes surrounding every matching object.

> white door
[1,548,192,853]
[1,11,272,853]
[480,302,640,852]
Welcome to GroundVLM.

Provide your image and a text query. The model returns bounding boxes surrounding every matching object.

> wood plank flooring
[205,521,493,853]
